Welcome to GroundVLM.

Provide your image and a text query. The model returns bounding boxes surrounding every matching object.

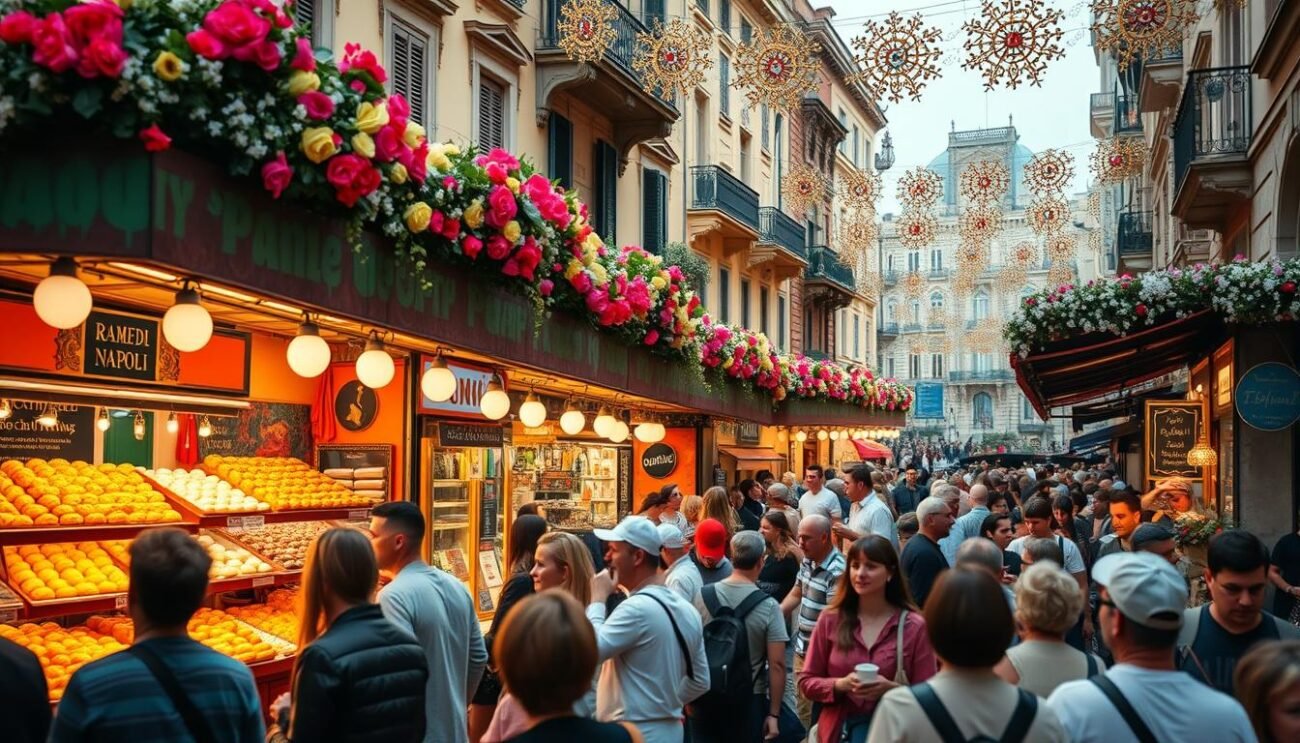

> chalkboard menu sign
[1145,400,1203,483]
[480,479,499,543]
[0,402,94,462]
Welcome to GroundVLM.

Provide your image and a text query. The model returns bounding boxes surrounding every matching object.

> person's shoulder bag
[911,682,1037,743]
[1090,675,1157,743]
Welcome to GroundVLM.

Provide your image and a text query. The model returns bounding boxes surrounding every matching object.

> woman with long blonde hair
[680,494,704,540]
[269,528,428,742]
[701,486,740,538]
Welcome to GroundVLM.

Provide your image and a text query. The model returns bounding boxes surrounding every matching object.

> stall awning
[1070,386,1179,431]
[851,439,892,460]
[1069,420,1141,454]
[718,446,786,468]
[1013,310,1222,419]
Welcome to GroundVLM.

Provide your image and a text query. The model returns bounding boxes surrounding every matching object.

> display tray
[136,469,270,517]
[197,459,380,514]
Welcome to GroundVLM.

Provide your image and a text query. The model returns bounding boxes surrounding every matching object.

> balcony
[804,246,857,307]
[1018,422,1053,436]
[1114,94,1143,135]
[1171,223,1215,266]
[752,206,808,281]
[878,322,899,337]
[949,370,1016,383]
[902,322,923,333]
[1090,91,1115,138]
[883,270,898,287]
[1172,66,1254,231]
[688,165,760,251]
[1116,211,1153,268]
[537,0,679,174]
[1254,0,1300,81]
[928,268,949,279]
[1140,47,1184,113]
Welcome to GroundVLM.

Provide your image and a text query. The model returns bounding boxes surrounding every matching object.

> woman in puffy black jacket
[269,527,428,743]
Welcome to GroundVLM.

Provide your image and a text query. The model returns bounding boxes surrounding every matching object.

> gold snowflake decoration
[1046,234,1077,261]
[838,218,879,260]
[897,167,945,209]
[733,25,821,112]
[782,163,828,215]
[1087,191,1102,221]
[895,209,939,248]
[849,12,944,104]
[928,304,950,327]
[901,270,929,299]
[997,264,1029,295]
[558,0,619,64]
[1090,137,1147,184]
[840,169,883,211]
[858,270,884,297]
[956,240,991,270]
[969,319,1007,352]
[1047,263,1075,286]
[1090,0,1199,72]
[1024,148,1075,195]
[951,269,978,298]
[959,159,1011,205]
[1088,229,1103,253]
[960,205,1005,243]
[1027,195,1072,235]
[633,18,714,96]
[961,0,1066,90]
[1009,241,1040,268]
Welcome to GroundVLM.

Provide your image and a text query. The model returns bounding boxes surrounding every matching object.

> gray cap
[1092,552,1187,630]
[1130,522,1177,551]
[825,478,846,496]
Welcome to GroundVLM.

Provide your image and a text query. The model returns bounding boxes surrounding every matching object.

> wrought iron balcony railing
[758,207,806,260]
[1117,210,1153,257]
[1174,66,1253,194]
[690,165,759,231]
[805,246,856,293]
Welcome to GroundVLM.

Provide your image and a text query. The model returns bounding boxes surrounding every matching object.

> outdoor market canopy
[718,447,786,469]
[852,439,893,461]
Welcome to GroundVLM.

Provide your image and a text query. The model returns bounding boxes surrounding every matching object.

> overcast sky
[822,0,1099,213]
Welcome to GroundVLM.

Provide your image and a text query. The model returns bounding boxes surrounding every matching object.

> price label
[114,595,128,610]
[226,516,245,532]
[242,515,265,531]
[0,608,17,624]
[348,509,371,522]
[252,576,274,588]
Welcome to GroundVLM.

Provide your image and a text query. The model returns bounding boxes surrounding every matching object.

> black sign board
[438,422,504,448]
[83,310,158,381]
[641,443,678,478]
[1145,400,1203,483]
[334,380,379,431]
[479,479,499,543]
[713,464,727,488]
[0,402,94,462]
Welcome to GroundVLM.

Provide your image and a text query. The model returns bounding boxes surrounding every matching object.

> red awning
[1012,310,1222,419]
[851,439,893,460]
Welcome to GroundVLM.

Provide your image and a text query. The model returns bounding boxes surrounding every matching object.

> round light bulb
[829,430,840,441]
[198,416,212,437]
[355,336,396,389]
[480,376,510,420]
[634,422,656,443]
[287,322,331,378]
[593,407,615,437]
[133,413,146,441]
[519,393,547,428]
[421,357,457,402]
[646,422,666,442]
[33,258,92,329]
[36,405,58,428]
[795,431,808,442]
[608,419,629,443]
[166,412,178,435]
[559,406,586,436]
[0,400,10,420]
[96,408,110,432]
[817,430,828,441]
[162,287,213,352]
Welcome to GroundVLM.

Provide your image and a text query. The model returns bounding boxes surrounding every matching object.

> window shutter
[720,0,731,35]
[642,169,665,254]
[479,77,506,150]
[595,140,619,242]
[390,19,429,128]
[548,113,573,189]
[295,0,315,34]
[740,17,752,44]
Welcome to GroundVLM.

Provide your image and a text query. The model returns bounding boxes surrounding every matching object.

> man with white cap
[1046,552,1254,742]
[589,516,711,743]
[658,523,702,603]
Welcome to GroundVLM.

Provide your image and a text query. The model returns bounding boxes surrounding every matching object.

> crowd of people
[4,462,1300,742]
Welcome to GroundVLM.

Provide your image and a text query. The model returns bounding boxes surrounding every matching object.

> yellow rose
[152,51,183,82]
[589,262,608,284]
[443,143,461,156]
[502,220,522,243]
[404,202,433,233]
[403,122,426,148]
[650,276,666,290]
[354,101,390,135]
[427,146,452,172]
[506,177,521,193]
[389,163,409,185]
[565,260,585,279]
[351,132,375,159]
[464,200,485,229]
[288,70,320,96]
[300,127,338,164]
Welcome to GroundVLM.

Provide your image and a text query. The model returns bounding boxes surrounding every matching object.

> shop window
[719,267,731,323]
[547,113,573,190]
[641,168,668,253]
[388,14,432,129]
[593,140,618,242]
[294,0,334,51]
[477,76,507,151]
[760,286,770,337]
[740,277,751,327]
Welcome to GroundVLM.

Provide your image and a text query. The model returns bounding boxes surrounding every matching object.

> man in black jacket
[901,496,954,607]
[0,635,49,743]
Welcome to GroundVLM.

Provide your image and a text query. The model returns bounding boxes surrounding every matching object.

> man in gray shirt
[371,501,487,743]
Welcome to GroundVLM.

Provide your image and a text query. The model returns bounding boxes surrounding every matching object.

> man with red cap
[691,518,734,586]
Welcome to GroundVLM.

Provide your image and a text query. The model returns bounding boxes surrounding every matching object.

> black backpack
[693,585,771,716]
[913,683,1038,743]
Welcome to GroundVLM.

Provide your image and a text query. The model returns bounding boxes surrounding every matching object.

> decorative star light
[1090,137,1147,184]
[1047,263,1075,286]
[928,304,950,328]
[951,269,978,297]
[1087,191,1102,221]
[838,218,879,268]
[895,209,939,249]
[849,12,944,103]
[558,0,620,64]
[633,19,714,95]
[840,169,883,211]
[1027,195,1071,235]
[997,264,1029,294]
[733,25,822,112]
[969,319,1007,352]
[1024,148,1076,195]
[1090,0,1199,72]
[782,163,829,215]
[897,166,945,209]
[961,0,1066,90]
[1046,233,1077,261]
[858,270,884,297]
[1010,241,1041,269]
[901,270,929,299]
[959,159,1011,205]
[960,205,1005,243]
[956,240,991,270]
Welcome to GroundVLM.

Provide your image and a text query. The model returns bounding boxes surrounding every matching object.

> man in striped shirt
[780,514,845,729]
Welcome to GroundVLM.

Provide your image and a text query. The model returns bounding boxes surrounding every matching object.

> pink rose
[77,36,125,78]
[476,147,520,172]
[441,217,460,240]
[501,258,521,277]
[203,1,270,49]
[408,143,429,182]
[485,161,508,184]
[486,185,517,228]
[247,39,282,70]
[462,235,484,259]
[31,15,78,73]
[539,279,554,296]
[297,90,334,119]
[325,154,380,207]
[290,36,315,71]
[373,123,405,162]
[570,271,592,294]
[261,151,293,198]
[0,11,38,44]
[139,124,171,152]
[386,95,410,127]
[442,175,458,191]
[586,289,610,317]
[339,42,387,83]
[186,29,226,59]
[63,0,122,46]
[349,79,366,93]
[429,210,444,234]
[486,235,511,261]
[644,330,660,346]
[522,174,551,203]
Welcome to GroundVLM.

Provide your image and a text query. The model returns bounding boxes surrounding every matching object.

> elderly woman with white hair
[993,562,1106,697]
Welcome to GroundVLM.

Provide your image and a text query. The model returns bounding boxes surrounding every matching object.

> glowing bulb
[607,419,630,443]
[33,257,92,329]
[829,430,840,441]
[165,411,178,435]
[421,355,456,402]
[96,407,110,431]
[36,405,58,428]
[559,403,586,435]
[133,411,146,441]
[634,421,665,443]
[593,406,615,437]
[817,429,828,441]
[480,374,510,420]
[355,334,396,389]
[518,391,547,428]
[198,416,213,437]
[0,399,11,420]
[162,286,213,352]
[795,431,808,442]
[287,321,331,378]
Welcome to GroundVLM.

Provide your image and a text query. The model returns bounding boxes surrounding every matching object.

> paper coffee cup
[855,663,879,683]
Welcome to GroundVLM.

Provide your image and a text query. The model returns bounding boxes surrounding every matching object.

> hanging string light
[959,160,1011,205]
[1091,136,1147,184]
[960,205,1005,244]
[839,168,882,211]
[901,270,929,300]
[782,163,829,216]
[1026,195,1071,235]
[896,209,939,249]
[1025,148,1076,196]
[897,166,945,209]
[1090,0,1199,71]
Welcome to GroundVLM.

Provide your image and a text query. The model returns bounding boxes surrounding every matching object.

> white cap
[657,523,687,550]
[594,516,663,555]
[1092,551,1187,631]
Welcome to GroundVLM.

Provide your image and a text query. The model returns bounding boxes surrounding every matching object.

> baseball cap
[1112,480,1128,492]
[1130,522,1177,551]
[594,516,663,555]
[695,518,728,561]
[656,523,687,550]
[1092,552,1187,630]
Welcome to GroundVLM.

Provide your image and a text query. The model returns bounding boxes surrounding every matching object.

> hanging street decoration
[1087,191,1103,221]
[1047,234,1077,261]
[908,335,929,355]
[841,168,883,212]
[960,205,1005,243]
[849,12,945,104]
[1090,136,1147,183]
[970,318,1007,352]
[782,163,829,216]
[733,25,822,112]
[1024,148,1076,196]
[858,270,884,297]
[838,218,879,270]
[961,0,1066,90]
[1027,195,1071,234]
[896,209,940,249]
[1090,0,1200,72]
[897,166,945,209]
[959,159,1011,204]
[558,0,620,64]
[901,271,929,299]
[929,303,950,328]
[997,264,1030,294]
[634,18,714,95]
[956,240,991,270]
[951,270,979,298]
[1089,229,1103,254]
[930,334,952,353]
[1047,263,1075,286]
[1010,241,1041,269]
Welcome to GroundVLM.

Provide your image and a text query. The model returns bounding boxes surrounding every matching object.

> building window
[973,392,993,429]
[930,248,943,271]
[908,300,920,323]
[885,300,897,323]
[852,124,860,166]
[645,0,665,24]
[909,354,921,379]
[761,104,770,150]
[931,354,944,378]
[593,140,618,241]
[387,14,431,129]
[773,113,784,205]
[740,277,751,327]
[1023,396,1037,420]
[887,253,896,272]
[719,267,731,323]
[641,168,667,253]
[929,292,944,309]
[759,286,770,336]
[547,113,573,189]
[885,356,896,378]
[974,292,989,320]
[740,16,752,43]
[720,0,732,36]
[778,293,787,350]
[974,352,992,372]
[853,314,860,358]
[477,75,507,151]
[740,131,752,183]
[719,55,730,119]
[295,0,334,51]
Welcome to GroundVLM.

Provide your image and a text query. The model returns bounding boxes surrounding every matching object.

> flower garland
[1005,257,1300,356]
[0,0,912,412]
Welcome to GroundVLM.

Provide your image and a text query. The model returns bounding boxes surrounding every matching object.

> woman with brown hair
[1235,639,1300,743]
[268,528,427,742]
[701,485,740,539]
[798,536,936,743]
[657,483,688,534]
[758,510,803,602]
